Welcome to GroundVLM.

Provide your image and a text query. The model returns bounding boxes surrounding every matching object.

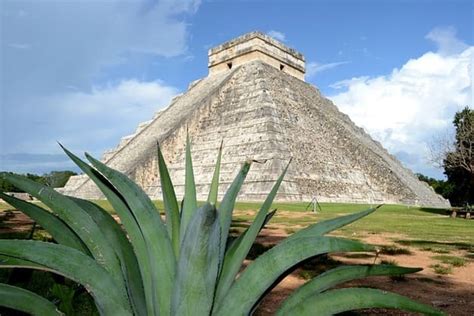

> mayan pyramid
[63,32,449,208]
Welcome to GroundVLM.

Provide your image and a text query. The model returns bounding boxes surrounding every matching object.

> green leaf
[215,160,290,302]
[207,140,223,205]
[180,132,198,240]
[1,174,126,296]
[217,161,252,262]
[157,142,180,258]
[60,145,155,315]
[286,206,380,241]
[0,192,89,254]
[282,287,444,316]
[213,236,374,316]
[0,240,132,315]
[0,283,62,316]
[0,255,41,268]
[70,197,147,316]
[277,264,422,315]
[171,203,221,316]
[226,209,276,252]
[85,153,176,316]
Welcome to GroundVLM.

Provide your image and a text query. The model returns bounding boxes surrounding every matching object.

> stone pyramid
[63,32,449,208]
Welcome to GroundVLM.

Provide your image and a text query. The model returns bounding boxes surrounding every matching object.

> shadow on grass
[418,207,450,216]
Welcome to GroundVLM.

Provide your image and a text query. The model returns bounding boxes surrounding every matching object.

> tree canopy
[0,171,77,192]
[444,106,473,206]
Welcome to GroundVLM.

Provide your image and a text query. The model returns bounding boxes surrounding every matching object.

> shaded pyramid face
[63,33,449,208]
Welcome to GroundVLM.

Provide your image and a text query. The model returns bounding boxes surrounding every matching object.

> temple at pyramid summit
[63,32,449,208]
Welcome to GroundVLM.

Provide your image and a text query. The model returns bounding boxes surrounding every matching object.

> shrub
[379,245,412,255]
[0,139,444,315]
[430,264,453,275]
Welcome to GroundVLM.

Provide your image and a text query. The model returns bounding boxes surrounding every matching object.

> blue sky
[1,0,472,179]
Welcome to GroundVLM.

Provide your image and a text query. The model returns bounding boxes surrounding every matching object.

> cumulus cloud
[425,26,469,56]
[5,79,178,154]
[329,27,472,178]
[306,61,350,78]
[1,0,199,172]
[267,30,286,42]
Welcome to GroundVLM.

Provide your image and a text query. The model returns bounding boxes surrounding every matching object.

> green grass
[431,255,466,267]
[0,202,12,212]
[430,264,453,275]
[234,203,474,247]
[3,200,473,250]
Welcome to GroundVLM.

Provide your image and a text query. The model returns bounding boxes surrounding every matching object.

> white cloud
[1,0,200,172]
[329,27,472,178]
[267,30,286,42]
[1,79,178,167]
[425,26,468,56]
[306,61,350,78]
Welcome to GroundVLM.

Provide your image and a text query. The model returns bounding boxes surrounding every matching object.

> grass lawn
[2,200,473,249]
[234,202,474,247]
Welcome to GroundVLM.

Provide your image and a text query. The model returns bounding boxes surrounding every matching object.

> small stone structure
[208,32,305,80]
[63,32,449,208]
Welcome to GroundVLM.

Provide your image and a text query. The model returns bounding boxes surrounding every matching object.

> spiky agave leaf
[276,264,422,314]
[70,197,147,316]
[180,132,198,239]
[214,160,290,303]
[172,203,221,315]
[0,192,89,254]
[225,208,276,253]
[85,153,175,316]
[0,240,132,315]
[284,288,444,315]
[285,205,381,241]
[213,237,374,316]
[0,283,63,316]
[61,145,155,315]
[157,142,181,258]
[1,174,127,297]
[216,161,252,262]
[207,140,223,205]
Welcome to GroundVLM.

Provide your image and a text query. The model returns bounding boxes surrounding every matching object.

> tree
[440,107,474,205]
[445,107,474,176]
[0,172,21,192]
[42,171,77,188]
[0,171,77,192]
[415,173,453,199]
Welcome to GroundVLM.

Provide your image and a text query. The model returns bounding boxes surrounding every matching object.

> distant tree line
[416,173,454,200]
[0,171,77,192]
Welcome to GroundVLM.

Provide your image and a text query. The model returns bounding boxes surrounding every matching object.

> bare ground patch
[253,229,474,316]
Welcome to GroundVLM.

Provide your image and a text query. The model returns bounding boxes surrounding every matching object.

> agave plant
[0,138,443,316]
